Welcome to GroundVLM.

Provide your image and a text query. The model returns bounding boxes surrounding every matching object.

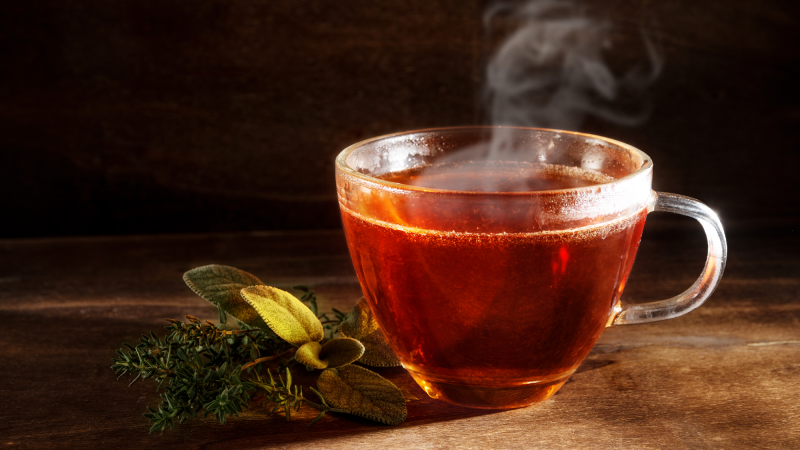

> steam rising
[403,0,663,194]
[483,0,663,130]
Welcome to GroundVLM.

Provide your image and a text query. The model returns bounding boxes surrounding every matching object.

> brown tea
[340,161,647,407]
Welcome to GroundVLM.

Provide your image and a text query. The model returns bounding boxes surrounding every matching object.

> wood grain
[1,217,798,448]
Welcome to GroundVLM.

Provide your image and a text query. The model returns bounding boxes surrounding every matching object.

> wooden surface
[1,215,799,448]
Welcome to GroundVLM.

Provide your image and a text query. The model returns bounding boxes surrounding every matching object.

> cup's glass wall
[336,127,655,409]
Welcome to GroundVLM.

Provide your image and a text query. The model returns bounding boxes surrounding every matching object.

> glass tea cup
[335,127,726,409]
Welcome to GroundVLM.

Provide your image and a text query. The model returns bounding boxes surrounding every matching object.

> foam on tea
[340,160,647,407]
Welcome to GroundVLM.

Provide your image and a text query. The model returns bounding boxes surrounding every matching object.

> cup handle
[613,192,728,325]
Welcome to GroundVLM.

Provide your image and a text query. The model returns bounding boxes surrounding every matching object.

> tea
[340,161,647,408]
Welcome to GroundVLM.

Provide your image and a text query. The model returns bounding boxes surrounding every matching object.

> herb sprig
[112,264,405,433]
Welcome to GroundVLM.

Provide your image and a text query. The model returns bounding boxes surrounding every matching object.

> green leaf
[317,364,407,426]
[339,297,402,367]
[183,265,267,329]
[320,337,365,369]
[217,306,227,325]
[295,342,327,369]
[295,338,365,370]
[240,286,324,345]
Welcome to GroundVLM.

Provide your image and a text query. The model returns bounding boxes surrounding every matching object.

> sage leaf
[295,342,328,369]
[295,338,365,369]
[320,337,365,369]
[240,285,324,345]
[339,297,401,367]
[183,265,267,329]
[317,364,407,426]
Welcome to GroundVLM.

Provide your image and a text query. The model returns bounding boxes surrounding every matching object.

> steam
[406,0,663,194]
[483,0,663,130]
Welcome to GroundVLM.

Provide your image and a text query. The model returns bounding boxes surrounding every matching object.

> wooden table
[2,215,798,449]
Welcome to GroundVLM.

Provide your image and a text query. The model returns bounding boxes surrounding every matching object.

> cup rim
[335,126,653,196]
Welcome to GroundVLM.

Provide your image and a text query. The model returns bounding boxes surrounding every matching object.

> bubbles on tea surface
[341,196,647,246]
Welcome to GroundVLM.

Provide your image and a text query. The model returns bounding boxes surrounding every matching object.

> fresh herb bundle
[112,265,405,433]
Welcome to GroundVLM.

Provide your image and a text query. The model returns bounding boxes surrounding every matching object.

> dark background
[1,0,798,238]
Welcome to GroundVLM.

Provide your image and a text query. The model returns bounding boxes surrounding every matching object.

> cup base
[407,370,569,409]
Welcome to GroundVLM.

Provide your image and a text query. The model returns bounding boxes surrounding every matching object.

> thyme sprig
[112,316,295,432]
[250,369,348,425]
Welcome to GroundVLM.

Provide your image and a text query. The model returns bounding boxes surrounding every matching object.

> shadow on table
[178,359,621,449]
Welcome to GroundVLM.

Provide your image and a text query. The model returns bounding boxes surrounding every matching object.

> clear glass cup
[335,127,726,409]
